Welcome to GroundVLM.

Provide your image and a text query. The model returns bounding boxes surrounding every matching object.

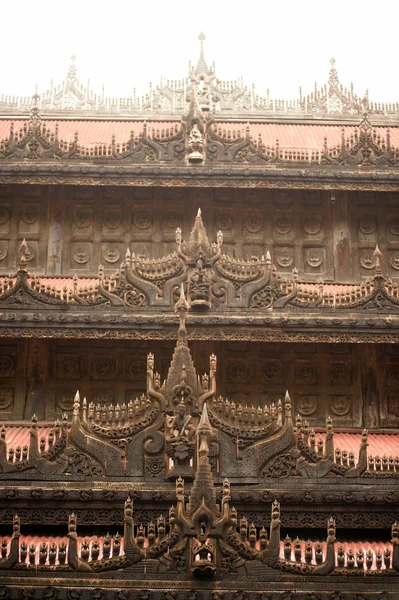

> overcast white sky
[1,0,398,103]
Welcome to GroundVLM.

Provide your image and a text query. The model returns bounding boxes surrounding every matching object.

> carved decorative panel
[0,338,395,428]
[351,191,399,280]
[56,187,338,278]
[0,185,49,273]
[0,342,20,419]
[216,341,361,428]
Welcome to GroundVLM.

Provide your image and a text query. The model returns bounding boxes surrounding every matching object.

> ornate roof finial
[328,57,339,90]
[195,32,208,76]
[32,85,40,109]
[67,55,77,82]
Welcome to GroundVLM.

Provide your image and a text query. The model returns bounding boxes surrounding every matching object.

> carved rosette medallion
[303,190,321,205]
[275,247,294,268]
[390,253,399,270]
[387,394,399,417]
[57,391,75,412]
[0,206,10,224]
[21,205,39,224]
[389,219,399,236]
[304,217,322,235]
[73,207,93,229]
[0,355,14,377]
[329,395,351,417]
[91,356,117,380]
[0,388,13,410]
[163,212,181,230]
[296,394,317,416]
[330,363,351,385]
[56,356,81,380]
[295,363,317,384]
[360,250,376,269]
[93,392,114,404]
[0,243,8,261]
[305,248,323,268]
[226,360,248,383]
[133,211,153,230]
[126,360,146,381]
[215,213,233,231]
[262,360,284,384]
[72,244,90,265]
[359,215,376,235]
[244,213,263,233]
[103,207,121,229]
[388,365,399,384]
[274,218,292,235]
[102,245,121,264]
[273,190,292,206]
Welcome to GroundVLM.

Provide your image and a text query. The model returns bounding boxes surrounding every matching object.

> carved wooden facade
[0,35,397,600]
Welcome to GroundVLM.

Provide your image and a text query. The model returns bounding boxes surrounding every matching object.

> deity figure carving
[165,400,196,480]
[188,124,204,163]
[187,251,212,308]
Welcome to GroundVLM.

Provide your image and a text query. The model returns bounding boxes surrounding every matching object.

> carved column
[46,185,65,275]
[330,189,354,281]
[360,344,380,428]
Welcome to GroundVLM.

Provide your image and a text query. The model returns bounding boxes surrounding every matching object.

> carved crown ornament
[0,36,398,119]
[0,291,398,484]
[3,223,399,323]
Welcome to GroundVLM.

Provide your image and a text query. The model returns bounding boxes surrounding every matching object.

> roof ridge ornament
[195,32,208,76]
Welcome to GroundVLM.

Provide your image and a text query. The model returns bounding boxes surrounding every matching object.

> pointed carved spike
[197,402,213,435]
[175,283,190,313]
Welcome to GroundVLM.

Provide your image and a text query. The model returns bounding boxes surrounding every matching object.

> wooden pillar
[360,343,380,428]
[46,185,65,275]
[330,189,353,281]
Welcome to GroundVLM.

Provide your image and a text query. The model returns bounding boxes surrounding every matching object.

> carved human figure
[166,401,195,442]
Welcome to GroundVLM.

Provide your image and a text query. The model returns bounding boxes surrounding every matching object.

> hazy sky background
[2,1,398,103]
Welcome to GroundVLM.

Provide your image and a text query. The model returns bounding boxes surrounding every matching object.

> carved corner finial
[68,512,77,533]
[327,517,336,542]
[32,85,40,108]
[72,390,80,417]
[13,513,20,531]
[210,353,217,374]
[124,496,133,517]
[197,402,213,436]
[175,283,190,314]
[147,352,154,372]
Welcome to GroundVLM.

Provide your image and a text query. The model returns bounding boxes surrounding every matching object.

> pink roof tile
[0,118,397,152]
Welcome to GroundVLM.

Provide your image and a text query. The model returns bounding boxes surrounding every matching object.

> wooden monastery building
[0,33,398,600]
